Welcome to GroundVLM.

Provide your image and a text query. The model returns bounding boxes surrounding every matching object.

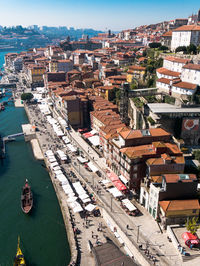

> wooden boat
[13,236,26,266]
[21,179,33,214]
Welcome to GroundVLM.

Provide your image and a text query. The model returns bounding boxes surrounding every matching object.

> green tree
[185,217,200,235]
[193,150,200,162]
[187,44,197,55]
[21,93,34,102]
[175,46,187,53]
[159,45,168,51]
[149,42,161,49]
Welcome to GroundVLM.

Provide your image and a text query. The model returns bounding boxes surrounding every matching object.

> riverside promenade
[11,83,185,265]
[23,103,132,266]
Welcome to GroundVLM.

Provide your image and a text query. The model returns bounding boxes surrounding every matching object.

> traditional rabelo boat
[13,236,26,266]
[21,179,33,214]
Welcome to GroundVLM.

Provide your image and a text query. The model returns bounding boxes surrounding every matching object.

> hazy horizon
[0,0,199,31]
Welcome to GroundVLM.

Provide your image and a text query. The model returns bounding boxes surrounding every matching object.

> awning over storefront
[83,132,93,138]
[88,135,100,146]
[113,180,127,191]
[119,175,128,184]
[107,171,119,182]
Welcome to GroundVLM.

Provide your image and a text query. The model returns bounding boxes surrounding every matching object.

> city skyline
[0,0,200,30]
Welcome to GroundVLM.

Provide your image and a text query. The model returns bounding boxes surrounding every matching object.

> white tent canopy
[45,150,54,156]
[82,198,91,203]
[67,196,78,203]
[50,162,59,168]
[62,136,70,144]
[85,203,97,212]
[54,169,63,176]
[77,156,88,164]
[67,144,77,153]
[122,199,137,211]
[79,193,89,200]
[88,135,100,146]
[108,187,123,198]
[119,175,128,184]
[87,162,98,173]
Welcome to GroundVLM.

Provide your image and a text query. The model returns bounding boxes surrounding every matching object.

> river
[0,50,71,266]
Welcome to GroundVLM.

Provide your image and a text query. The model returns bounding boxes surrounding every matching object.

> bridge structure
[3,132,24,142]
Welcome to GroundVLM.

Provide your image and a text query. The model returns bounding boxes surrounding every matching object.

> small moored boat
[21,179,33,214]
[13,236,26,266]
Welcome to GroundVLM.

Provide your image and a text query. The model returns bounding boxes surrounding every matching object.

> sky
[0,0,199,31]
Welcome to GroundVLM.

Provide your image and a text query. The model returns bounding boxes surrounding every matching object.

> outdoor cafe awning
[85,203,97,212]
[88,135,100,146]
[87,162,99,173]
[83,132,93,138]
[113,180,127,191]
[107,171,119,182]
[77,156,88,164]
[108,187,123,198]
[122,199,137,211]
[119,175,128,184]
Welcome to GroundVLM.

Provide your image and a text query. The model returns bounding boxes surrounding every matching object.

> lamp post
[110,195,113,212]
[137,225,141,243]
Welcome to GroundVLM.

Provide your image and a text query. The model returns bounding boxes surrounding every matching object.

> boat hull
[21,180,33,214]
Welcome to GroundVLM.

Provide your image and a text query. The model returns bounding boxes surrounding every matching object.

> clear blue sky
[0,0,199,30]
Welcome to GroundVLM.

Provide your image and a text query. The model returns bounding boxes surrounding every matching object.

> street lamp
[110,195,113,212]
[137,225,142,243]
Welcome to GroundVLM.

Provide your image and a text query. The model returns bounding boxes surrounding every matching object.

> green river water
[0,50,71,266]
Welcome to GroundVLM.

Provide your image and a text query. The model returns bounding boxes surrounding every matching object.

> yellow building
[97,85,116,101]
[28,65,46,86]
[159,199,200,228]
[49,61,58,72]
[127,65,146,83]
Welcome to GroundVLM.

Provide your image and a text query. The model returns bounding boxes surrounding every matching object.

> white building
[156,56,198,98]
[171,25,200,51]
[181,64,200,85]
[163,56,191,72]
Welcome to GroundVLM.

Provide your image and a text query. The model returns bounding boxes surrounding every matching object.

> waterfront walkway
[24,103,132,266]
[24,102,182,266]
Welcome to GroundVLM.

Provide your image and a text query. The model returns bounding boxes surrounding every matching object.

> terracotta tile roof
[128,65,146,71]
[156,67,180,77]
[151,176,163,183]
[120,144,156,159]
[119,128,170,140]
[162,31,172,37]
[163,173,197,183]
[164,56,191,64]
[157,77,171,85]
[159,199,200,212]
[182,63,200,71]
[146,155,184,166]
[173,25,200,31]
[173,81,197,90]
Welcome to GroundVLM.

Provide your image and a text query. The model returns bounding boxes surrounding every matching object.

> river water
[0,51,70,266]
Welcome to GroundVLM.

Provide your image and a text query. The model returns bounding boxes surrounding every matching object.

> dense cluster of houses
[4,10,200,228]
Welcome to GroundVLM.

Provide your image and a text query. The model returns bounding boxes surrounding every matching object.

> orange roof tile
[159,199,200,212]
[156,67,180,77]
[173,25,200,31]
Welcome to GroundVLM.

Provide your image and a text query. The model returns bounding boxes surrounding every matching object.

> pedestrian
[126,224,129,230]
